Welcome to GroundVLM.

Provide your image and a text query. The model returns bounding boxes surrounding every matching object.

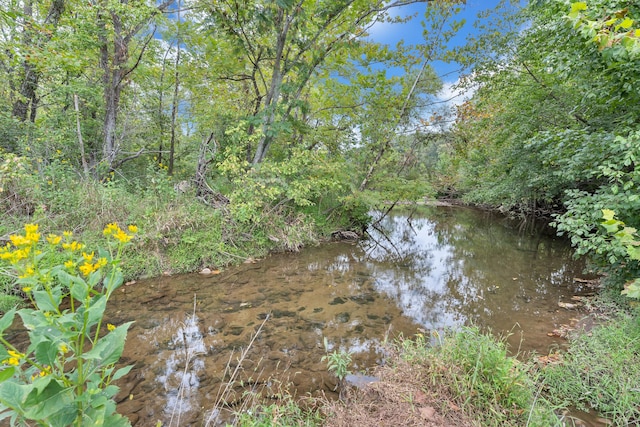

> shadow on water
[100,206,598,426]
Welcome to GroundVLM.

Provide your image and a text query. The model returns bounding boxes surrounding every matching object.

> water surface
[108,206,591,426]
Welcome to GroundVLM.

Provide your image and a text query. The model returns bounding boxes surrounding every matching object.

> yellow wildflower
[103,223,120,237]
[11,248,30,263]
[63,231,73,239]
[4,357,19,366]
[3,349,24,366]
[9,234,31,247]
[59,344,68,354]
[82,251,94,262]
[95,258,108,269]
[31,366,51,381]
[79,262,95,276]
[18,267,35,279]
[128,224,138,234]
[114,229,132,243]
[24,224,38,234]
[46,234,61,245]
[62,241,84,252]
[64,260,75,270]
[107,323,116,332]
[21,286,32,293]
[25,232,40,244]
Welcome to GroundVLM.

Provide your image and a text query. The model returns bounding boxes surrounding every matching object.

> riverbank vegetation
[0,0,464,310]
[1,0,640,425]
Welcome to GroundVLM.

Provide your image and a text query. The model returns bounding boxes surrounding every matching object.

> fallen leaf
[419,406,436,420]
[414,390,428,405]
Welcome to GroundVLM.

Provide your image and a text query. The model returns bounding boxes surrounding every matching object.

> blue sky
[370,0,506,81]
[368,0,512,106]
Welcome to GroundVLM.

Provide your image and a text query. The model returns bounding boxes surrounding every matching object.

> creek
[107,205,598,426]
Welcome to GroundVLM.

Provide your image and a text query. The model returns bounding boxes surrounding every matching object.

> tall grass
[402,327,562,427]
[541,314,640,426]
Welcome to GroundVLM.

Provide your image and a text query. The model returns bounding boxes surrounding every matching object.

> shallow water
[105,206,596,426]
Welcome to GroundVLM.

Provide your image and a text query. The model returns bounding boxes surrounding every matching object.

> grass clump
[425,327,560,427]
[541,314,640,425]
[324,327,560,427]
[233,400,323,427]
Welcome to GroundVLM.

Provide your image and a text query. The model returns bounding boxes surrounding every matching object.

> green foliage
[399,327,561,426]
[600,209,640,299]
[0,223,136,426]
[541,314,640,425]
[233,399,323,427]
[321,337,352,383]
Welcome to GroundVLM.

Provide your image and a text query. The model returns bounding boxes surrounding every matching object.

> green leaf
[570,2,587,13]
[58,270,89,298]
[34,340,59,367]
[83,322,133,366]
[622,279,640,299]
[617,18,634,30]
[23,380,76,422]
[601,220,620,234]
[0,368,15,383]
[0,380,29,409]
[85,295,107,328]
[0,309,16,335]
[627,245,640,261]
[601,209,616,221]
[32,288,62,313]
[105,269,124,295]
[111,365,133,381]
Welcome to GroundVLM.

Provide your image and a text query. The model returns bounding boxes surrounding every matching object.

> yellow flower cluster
[78,253,108,277]
[2,349,24,366]
[30,365,51,381]
[0,224,42,264]
[62,241,84,252]
[103,223,137,244]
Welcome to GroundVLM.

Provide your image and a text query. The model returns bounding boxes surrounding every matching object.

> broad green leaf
[601,220,620,234]
[111,365,133,381]
[86,295,107,328]
[69,276,89,302]
[570,2,587,13]
[617,18,634,30]
[83,322,133,366]
[622,279,640,299]
[23,379,75,420]
[0,381,29,408]
[34,340,59,366]
[32,288,62,313]
[601,209,616,221]
[0,309,16,335]
[627,245,640,261]
[0,368,15,383]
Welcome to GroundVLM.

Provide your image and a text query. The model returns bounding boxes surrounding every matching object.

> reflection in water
[360,207,585,339]
[107,206,590,426]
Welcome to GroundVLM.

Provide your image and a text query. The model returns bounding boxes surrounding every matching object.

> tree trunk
[168,0,181,175]
[11,0,65,123]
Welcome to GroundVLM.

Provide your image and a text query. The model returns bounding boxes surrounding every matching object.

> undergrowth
[541,313,640,426]
[414,327,561,427]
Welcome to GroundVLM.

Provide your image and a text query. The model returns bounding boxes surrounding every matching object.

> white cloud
[437,77,476,109]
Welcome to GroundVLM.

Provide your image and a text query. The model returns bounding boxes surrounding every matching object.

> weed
[321,337,352,384]
[541,314,640,425]
[405,327,562,426]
